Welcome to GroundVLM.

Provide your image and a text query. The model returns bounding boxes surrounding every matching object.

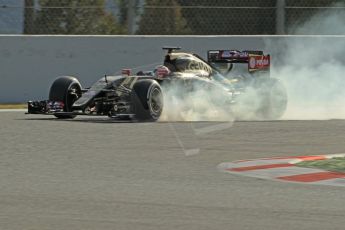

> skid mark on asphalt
[218,154,345,187]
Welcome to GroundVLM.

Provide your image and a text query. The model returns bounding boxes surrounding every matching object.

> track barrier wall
[0,35,344,103]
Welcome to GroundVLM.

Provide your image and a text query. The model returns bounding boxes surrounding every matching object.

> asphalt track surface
[1,111,345,230]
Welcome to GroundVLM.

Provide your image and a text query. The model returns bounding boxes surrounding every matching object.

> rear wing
[207,50,270,73]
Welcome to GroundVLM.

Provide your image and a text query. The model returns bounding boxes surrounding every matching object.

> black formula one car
[27,47,287,121]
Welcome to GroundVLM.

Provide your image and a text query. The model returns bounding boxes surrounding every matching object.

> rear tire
[131,79,163,121]
[49,76,82,119]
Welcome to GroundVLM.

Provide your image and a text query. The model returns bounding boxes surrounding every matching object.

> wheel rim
[149,87,163,115]
[65,83,81,111]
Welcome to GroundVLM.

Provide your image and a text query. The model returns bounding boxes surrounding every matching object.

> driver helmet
[153,65,171,78]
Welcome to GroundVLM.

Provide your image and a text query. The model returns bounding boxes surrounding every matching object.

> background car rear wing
[207,50,270,73]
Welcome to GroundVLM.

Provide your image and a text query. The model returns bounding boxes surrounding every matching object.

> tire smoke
[160,78,235,121]
[268,3,345,120]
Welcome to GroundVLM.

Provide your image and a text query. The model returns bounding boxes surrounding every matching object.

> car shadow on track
[20,117,287,124]
[20,117,139,124]
[20,117,239,125]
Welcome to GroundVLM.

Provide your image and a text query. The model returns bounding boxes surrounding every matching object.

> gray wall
[0,35,344,102]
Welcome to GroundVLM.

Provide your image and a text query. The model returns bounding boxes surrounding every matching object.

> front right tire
[49,76,82,119]
[131,79,163,121]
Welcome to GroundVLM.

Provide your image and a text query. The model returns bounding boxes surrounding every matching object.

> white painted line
[324,153,345,159]
[193,122,233,136]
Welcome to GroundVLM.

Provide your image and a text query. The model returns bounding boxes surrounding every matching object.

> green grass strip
[0,104,27,109]
[296,157,345,173]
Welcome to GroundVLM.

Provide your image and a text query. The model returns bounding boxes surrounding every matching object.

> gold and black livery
[27,47,287,121]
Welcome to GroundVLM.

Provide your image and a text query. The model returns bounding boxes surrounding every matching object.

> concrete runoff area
[1,111,345,230]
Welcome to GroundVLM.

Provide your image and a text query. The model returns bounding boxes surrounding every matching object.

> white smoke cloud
[268,3,345,120]
[161,2,345,121]
[288,2,345,35]
[160,76,235,121]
